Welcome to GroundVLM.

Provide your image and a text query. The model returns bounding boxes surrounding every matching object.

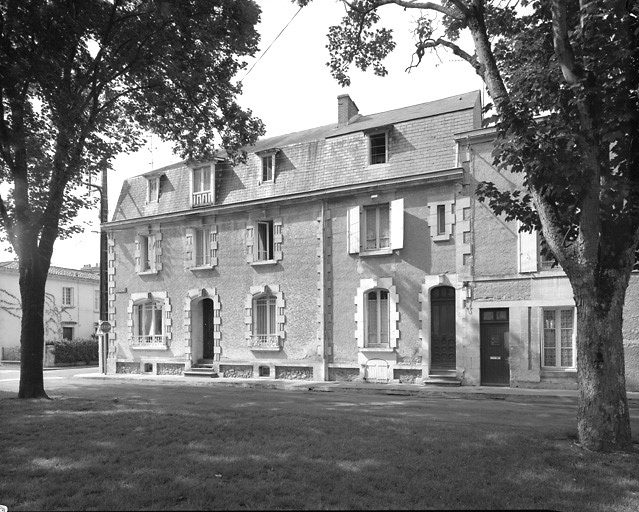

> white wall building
[0,261,100,361]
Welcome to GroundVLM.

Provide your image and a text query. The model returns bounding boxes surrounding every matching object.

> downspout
[319,200,327,381]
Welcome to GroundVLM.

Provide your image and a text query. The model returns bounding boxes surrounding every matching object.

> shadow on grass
[0,384,637,511]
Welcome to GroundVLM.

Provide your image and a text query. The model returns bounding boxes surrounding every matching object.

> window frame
[139,234,153,272]
[368,131,389,165]
[62,286,74,307]
[261,154,274,183]
[94,289,100,313]
[364,288,390,348]
[245,285,285,351]
[194,227,211,267]
[146,176,160,203]
[363,203,390,252]
[541,307,576,369]
[256,220,274,262]
[191,165,213,207]
[62,326,74,340]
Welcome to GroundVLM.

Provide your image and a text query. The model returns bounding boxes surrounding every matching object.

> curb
[74,372,639,402]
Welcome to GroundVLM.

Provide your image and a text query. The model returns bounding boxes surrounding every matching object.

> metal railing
[132,335,166,347]
[249,334,280,349]
[192,190,212,206]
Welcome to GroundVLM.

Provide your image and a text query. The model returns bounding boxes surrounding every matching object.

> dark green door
[202,299,215,360]
[480,308,510,386]
[431,286,456,371]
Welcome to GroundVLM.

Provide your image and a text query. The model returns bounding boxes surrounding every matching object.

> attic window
[146,176,160,203]
[262,155,274,182]
[369,132,388,165]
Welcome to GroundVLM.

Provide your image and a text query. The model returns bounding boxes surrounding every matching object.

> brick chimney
[337,94,359,127]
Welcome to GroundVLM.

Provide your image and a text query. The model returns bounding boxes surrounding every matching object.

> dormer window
[262,155,274,182]
[369,131,389,165]
[146,176,160,203]
[192,165,213,207]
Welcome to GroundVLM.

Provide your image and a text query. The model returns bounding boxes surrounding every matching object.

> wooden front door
[202,299,215,360]
[430,286,456,371]
[480,308,510,386]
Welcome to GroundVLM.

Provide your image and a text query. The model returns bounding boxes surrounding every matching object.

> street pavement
[2,363,639,403]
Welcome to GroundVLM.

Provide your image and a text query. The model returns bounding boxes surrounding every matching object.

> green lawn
[1,382,637,511]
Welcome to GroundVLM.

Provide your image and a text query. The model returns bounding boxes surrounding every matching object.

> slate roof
[0,261,100,282]
[110,91,481,223]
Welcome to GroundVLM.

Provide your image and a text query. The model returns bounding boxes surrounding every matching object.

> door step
[184,365,218,378]
[425,370,461,386]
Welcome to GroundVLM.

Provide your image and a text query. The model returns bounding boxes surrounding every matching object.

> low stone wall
[157,363,184,375]
[220,364,254,378]
[116,362,141,374]
[275,366,313,380]
[393,368,422,384]
[328,367,360,382]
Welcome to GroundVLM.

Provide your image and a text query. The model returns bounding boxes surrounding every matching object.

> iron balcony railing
[249,334,281,349]
[192,190,212,206]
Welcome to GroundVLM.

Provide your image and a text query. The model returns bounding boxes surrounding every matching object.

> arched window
[253,293,277,344]
[133,300,164,345]
[366,289,389,347]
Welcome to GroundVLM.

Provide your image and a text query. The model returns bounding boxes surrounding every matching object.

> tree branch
[550,0,582,85]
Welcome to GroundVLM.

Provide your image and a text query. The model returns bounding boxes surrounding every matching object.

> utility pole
[99,167,109,374]
[84,168,109,373]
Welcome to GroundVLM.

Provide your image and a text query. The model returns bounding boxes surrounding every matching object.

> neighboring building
[0,262,100,361]
[104,90,639,390]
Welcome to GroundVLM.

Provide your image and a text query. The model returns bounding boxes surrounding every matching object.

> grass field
[1,382,638,511]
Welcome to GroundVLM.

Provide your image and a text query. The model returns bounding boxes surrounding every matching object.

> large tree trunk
[574,281,632,451]
[18,260,49,399]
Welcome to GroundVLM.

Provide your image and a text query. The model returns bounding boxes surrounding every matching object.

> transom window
[133,300,164,345]
[366,289,389,347]
[369,132,388,165]
[192,165,212,206]
[194,227,211,267]
[62,287,74,307]
[364,204,390,251]
[542,308,575,368]
[257,220,274,261]
[261,155,274,182]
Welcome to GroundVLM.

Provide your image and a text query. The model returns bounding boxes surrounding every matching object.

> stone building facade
[104,91,639,390]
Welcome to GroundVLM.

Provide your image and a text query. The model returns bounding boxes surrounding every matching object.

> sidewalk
[76,371,639,402]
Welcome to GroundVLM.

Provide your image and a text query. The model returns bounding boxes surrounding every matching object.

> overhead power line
[240,6,303,83]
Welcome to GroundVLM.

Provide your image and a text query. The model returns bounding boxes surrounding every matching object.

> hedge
[50,338,98,365]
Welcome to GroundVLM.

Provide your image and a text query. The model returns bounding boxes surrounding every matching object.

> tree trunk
[574,282,632,451]
[18,260,49,399]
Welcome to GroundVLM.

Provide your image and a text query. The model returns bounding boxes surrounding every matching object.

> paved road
[0,365,99,393]
[1,364,638,435]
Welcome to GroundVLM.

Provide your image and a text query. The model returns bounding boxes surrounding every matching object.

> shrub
[52,338,98,365]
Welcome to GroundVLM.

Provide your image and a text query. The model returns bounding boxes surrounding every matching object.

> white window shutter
[273,218,283,262]
[389,198,404,250]
[184,228,194,268]
[209,225,218,267]
[154,232,162,271]
[518,222,538,272]
[246,224,254,263]
[134,237,141,273]
[347,206,360,254]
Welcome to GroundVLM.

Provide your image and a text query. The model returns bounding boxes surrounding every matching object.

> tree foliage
[0,0,265,398]
[303,0,639,452]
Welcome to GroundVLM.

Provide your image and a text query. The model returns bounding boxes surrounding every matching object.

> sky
[1,0,484,269]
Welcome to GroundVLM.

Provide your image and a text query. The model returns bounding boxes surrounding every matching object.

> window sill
[251,259,277,266]
[359,248,393,257]
[360,347,395,353]
[137,270,158,276]
[541,368,576,374]
[189,265,216,271]
[131,344,169,351]
[432,234,452,242]
[249,346,282,352]
[366,163,390,169]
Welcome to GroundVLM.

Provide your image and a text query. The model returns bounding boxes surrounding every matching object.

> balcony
[131,335,168,350]
[192,190,212,207]
[249,334,281,351]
